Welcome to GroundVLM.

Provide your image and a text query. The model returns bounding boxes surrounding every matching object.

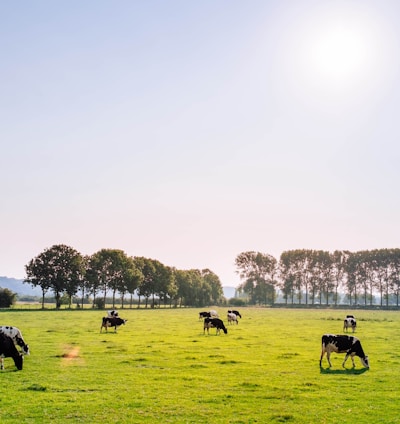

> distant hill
[0,276,42,297]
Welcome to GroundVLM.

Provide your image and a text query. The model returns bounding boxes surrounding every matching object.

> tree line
[24,244,223,309]
[235,249,400,306]
[24,245,400,310]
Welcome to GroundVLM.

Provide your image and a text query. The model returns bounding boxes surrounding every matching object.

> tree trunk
[112,290,116,308]
[41,290,46,309]
[55,292,61,309]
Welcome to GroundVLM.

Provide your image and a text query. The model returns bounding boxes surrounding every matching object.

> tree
[389,249,400,306]
[279,251,297,304]
[330,250,350,305]
[78,255,90,308]
[25,254,51,309]
[123,259,143,308]
[25,244,84,309]
[310,250,333,305]
[235,251,277,305]
[0,288,17,307]
[89,249,133,308]
[134,257,157,308]
[202,269,223,305]
[156,265,176,308]
[174,269,191,307]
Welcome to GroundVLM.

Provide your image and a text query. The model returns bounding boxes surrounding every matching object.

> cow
[100,317,127,333]
[0,333,23,370]
[209,310,219,318]
[320,334,369,368]
[343,317,357,333]
[199,311,211,320]
[203,317,228,335]
[0,326,30,355]
[227,312,238,325]
[107,310,119,318]
[228,310,242,319]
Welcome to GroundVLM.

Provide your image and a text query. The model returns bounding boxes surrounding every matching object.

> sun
[309,25,369,81]
[287,8,382,90]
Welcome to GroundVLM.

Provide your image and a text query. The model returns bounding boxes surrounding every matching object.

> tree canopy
[236,248,400,306]
[24,244,224,309]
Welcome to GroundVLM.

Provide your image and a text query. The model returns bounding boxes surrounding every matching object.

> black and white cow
[320,334,369,368]
[227,312,238,325]
[228,310,242,319]
[0,326,30,355]
[199,311,211,320]
[100,317,127,333]
[343,317,357,333]
[203,318,228,335]
[0,333,23,370]
[199,310,218,320]
[107,309,119,318]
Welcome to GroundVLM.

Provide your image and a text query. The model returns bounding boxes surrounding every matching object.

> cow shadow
[320,366,369,375]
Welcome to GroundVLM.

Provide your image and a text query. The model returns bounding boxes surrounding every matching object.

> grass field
[0,307,399,423]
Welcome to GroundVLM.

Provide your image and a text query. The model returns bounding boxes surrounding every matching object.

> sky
[1,1,400,287]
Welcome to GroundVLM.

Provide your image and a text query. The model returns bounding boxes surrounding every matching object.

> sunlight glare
[311,25,369,81]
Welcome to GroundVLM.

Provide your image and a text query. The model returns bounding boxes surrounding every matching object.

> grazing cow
[228,310,242,319]
[227,312,238,325]
[107,309,119,318]
[320,334,369,368]
[0,326,30,355]
[209,310,219,318]
[343,317,357,333]
[199,311,211,320]
[203,318,228,335]
[0,333,23,370]
[100,317,127,333]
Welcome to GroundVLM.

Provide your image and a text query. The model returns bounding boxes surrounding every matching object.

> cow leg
[319,350,324,367]
[320,347,331,367]
[342,352,355,368]
[326,351,333,367]
[0,358,3,370]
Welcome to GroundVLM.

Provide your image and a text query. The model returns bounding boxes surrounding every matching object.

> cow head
[14,354,23,370]
[22,344,30,355]
[361,355,369,368]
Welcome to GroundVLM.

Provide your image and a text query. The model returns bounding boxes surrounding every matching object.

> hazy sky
[2,1,400,287]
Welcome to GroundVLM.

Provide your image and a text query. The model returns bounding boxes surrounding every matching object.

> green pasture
[0,308,399,423]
